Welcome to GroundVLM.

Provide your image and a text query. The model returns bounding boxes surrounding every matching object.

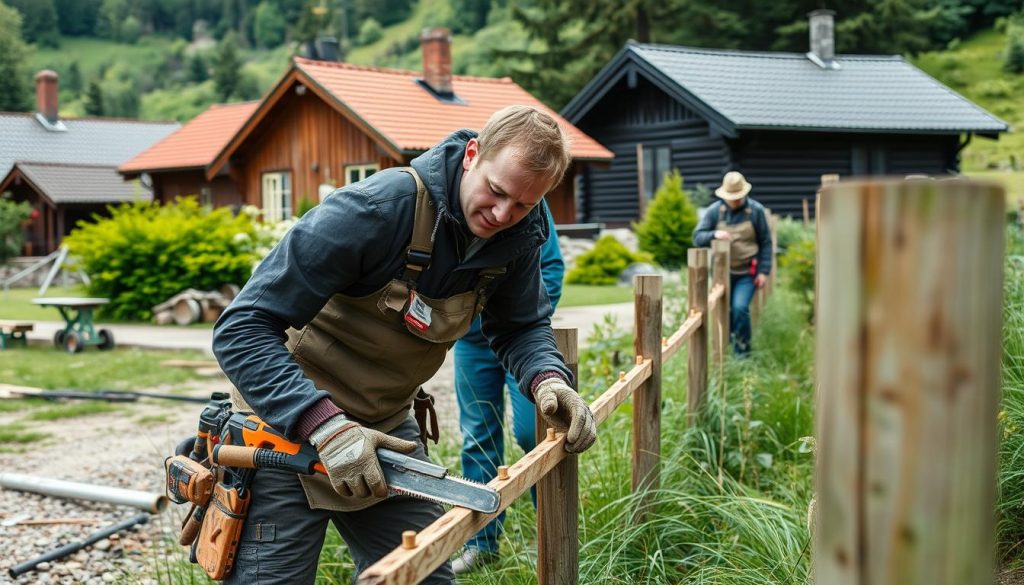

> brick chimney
[420,27,453,96]
[807,9,839,70]
[35,70,59,123]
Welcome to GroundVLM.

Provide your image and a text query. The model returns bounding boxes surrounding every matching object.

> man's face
[725,196,746,209]
[459,138,553,239]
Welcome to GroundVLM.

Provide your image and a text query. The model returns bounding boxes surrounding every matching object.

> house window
[261,172,292,221]
[345,164,379,185]
[642,145,672,200]
[199,187,212,207]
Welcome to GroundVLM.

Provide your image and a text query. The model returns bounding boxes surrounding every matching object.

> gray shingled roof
[610,44,1008,135]
[0,114,179,181]
[10,162,152,204]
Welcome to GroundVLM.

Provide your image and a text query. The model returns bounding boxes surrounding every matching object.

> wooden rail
[358,245,760,584]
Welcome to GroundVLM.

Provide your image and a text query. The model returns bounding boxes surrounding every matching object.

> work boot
[451,547,499,575]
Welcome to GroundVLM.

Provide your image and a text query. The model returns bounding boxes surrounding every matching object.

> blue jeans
[454,337,537,553]
[730,273,756,355]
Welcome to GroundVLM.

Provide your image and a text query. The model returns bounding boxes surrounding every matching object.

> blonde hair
[477,105,572,187]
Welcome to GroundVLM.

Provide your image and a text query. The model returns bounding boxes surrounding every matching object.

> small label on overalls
[404,291,432,331]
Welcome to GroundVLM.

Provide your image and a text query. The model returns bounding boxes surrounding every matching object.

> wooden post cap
[635,356,643,365]
[401,530,416,549]
[546,428,556,441]
[662,336,667,346]
[497,465,509,480]
[618,371,626,381]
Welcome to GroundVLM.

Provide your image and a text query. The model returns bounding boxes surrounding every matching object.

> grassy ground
[0,345,210,391]
[0,285,88,320]
[559,284,636,307]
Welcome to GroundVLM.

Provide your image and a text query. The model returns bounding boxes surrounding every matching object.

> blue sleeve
[692,203,719,247]
[212,186,392,439]
[753,205,772,275]
[539,201,565,309]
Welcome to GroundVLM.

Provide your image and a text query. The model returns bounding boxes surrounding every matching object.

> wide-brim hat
[715,171,752,201]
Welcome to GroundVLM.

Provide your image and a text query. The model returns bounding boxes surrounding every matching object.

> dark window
[851,145,886,175]
[642,145,672,200]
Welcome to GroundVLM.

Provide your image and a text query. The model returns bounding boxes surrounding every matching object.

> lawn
[0,285,89,320]
[559,283,636,307]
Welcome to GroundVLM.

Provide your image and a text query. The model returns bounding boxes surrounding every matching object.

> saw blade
[381,464,500,514]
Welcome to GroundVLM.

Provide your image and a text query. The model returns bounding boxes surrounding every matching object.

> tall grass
[998,229,1024,565]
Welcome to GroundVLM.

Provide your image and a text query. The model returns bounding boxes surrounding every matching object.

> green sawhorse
[0,321,34,350]
[31,297,114,353]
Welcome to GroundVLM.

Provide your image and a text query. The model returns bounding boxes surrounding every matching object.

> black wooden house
[561,11,1008,222]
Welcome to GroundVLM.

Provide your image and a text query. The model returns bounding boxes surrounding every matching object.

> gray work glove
[309,415,418,498]
[535,378,598,454]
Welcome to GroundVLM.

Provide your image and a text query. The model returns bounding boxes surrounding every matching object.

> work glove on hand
[309,415,418,499]
[535,378,598,454]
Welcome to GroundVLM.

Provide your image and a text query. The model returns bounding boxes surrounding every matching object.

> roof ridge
[14,161,120,169]
[294,57,513,84]
[632,43,903,61]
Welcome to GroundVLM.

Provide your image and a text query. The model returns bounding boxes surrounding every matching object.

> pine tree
[0,4,30,112]
[84,80,104,116]
[214,32,241,100]
[67,62,83,93]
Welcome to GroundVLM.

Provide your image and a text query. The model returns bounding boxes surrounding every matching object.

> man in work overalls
[212,105,598,584]
[692,170,772,355]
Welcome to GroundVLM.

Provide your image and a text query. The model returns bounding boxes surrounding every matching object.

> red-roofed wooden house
[121,29,612,223]
[119,101,258,208]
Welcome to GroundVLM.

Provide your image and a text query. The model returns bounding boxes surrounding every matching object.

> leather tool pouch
[196,482,250,580]
[165,455,215,506]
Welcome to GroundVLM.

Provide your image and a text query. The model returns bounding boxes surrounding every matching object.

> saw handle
[212,444,324,474]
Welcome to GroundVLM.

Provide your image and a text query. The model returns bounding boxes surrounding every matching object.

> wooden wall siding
[153,171,242,208]
[236,89,396,209]
[734,132,958,217]
[545,163,577,224]
[575,76,728,224]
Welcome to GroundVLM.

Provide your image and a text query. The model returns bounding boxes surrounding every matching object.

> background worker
[692,170,772,355]
[213,106,597,584]
[451,200,564,574]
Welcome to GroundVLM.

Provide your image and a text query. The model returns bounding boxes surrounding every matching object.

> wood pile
[151,284,239,326]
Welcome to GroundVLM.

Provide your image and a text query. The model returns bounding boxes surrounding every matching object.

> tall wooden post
[711,239,731,366]
[687,248,708,423]
[632,275,662,518]
[814,178,1004,585]
[537,328,579,585]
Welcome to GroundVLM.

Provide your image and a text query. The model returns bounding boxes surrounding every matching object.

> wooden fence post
[687,248,708,423]
[711,240,731,367]
[814,178,1004,585]
[632,275,662,519]
[537,328,579,585]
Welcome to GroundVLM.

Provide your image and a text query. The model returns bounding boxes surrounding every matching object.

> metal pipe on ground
[8,513,149,578]
[0,472,168,513]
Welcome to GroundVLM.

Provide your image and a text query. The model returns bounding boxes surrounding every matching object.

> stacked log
[151,287,235,326]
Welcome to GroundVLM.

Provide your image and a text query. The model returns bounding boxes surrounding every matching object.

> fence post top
[688,247,709,266]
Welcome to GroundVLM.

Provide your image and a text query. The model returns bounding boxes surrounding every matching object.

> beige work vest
[233,167,503,510]
[716,205,759,273]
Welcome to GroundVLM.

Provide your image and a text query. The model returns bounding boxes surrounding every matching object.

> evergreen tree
[55,0,101,37]
[634,170,698,269]
[67,61,82,93]
[214,32,242,100]
[1005,23,1024,73]
[84,79,104,116]
[189,53,208,83]
[254,0,287,47]
[0,4,30,112]
[5,0,60,47]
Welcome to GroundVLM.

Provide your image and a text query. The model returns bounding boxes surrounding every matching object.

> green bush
[64,198,273,321]
[1005,24,1024,74]
[0,197,32,265]
[566,235,652,285]
[778,238,815,318]
[633,170,698,269]
[357,18,384,46]
[774,217,815,253]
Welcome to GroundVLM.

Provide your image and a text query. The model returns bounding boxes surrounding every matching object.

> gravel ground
[0,363,464,585]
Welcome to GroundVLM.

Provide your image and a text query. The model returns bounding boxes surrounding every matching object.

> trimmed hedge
[64,198,275,321]
[566,235,652,285]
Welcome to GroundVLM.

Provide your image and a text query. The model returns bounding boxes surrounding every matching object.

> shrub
[0,197,32,265]
[357,18,383,46]
[778,238,815,318]
[774,217,815,253]
[1006,24,1024,74]
[63,198,277,321]
[566,235,651,285]
[633,170,698,269]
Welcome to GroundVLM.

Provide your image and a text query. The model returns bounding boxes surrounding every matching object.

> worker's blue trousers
[453,337,537,553]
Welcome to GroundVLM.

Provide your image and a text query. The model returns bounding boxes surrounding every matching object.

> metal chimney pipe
[808,9,836,64]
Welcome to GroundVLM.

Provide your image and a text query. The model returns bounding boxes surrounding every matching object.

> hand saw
[213,412,500,514]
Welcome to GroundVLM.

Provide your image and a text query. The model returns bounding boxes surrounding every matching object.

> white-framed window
[261,171,292,221]
[345,164,379,185]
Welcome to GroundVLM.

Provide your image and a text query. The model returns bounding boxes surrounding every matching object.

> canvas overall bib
[717,206,759,274]
[232,167,503,511]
